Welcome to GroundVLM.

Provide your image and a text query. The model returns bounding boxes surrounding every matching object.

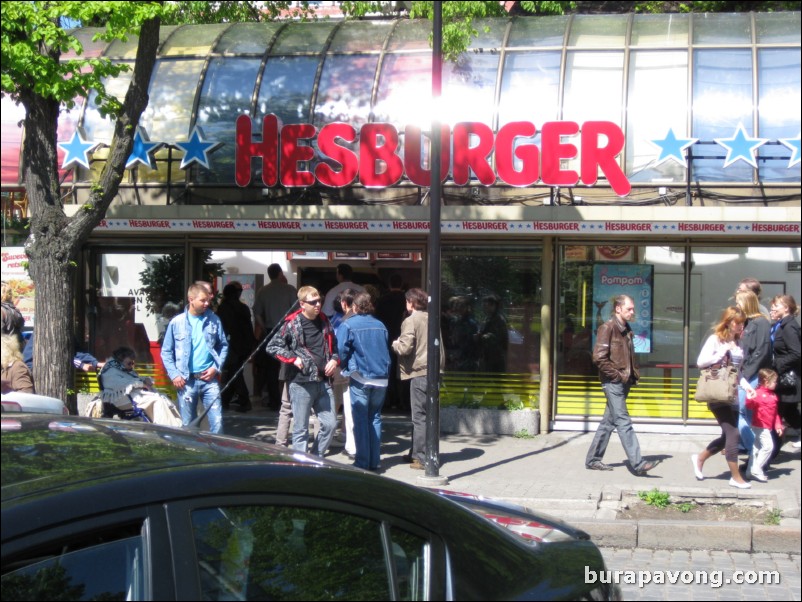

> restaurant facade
[1,13,800,432]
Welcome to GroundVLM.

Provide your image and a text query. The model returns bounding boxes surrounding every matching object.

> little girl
[745,368,783,482]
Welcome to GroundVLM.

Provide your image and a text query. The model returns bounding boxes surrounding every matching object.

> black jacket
[773,315,801,403]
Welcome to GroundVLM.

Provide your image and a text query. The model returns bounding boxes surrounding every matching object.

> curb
[570,518,801,554]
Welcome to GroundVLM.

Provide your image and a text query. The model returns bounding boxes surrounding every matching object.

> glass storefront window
[256,56,319,125]
[692,12,752,45]
[270,22,337,54]
[627,50,688,183]
[507,16,568,48]
[691,49,753,182]
[214,22,283,54]
[755,11,801,44]
[630,13,689,47]
[160,23,228,56]
[555,244,802,422]
[195,57,262,183]
[757,49,802,183]
[498,51,561,126]
[440,246,542,409]
[568,15,628,48]
[314,55,379,127]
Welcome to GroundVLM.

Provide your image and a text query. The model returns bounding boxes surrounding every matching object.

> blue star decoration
[714,124,768,169]
[58,128,100,169]
[779,134,801,168]
[126,127,164,170]
[175,126,222,170]
[649,128,698,167]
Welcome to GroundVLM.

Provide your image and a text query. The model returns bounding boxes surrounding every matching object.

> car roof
[1,414,329,502]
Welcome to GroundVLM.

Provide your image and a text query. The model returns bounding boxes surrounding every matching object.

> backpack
[1,301,25,336]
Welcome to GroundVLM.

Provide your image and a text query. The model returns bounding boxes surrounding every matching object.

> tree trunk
[19,16,161,410]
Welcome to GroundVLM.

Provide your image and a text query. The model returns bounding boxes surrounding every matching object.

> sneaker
[409,459,424,470]
[749,472,768,483]
[792,440,801,449]
[691,454,704,480]
[586,461,613,471]
[729,478,752,489]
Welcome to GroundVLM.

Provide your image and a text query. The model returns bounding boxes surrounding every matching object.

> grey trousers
[585,381,645,471]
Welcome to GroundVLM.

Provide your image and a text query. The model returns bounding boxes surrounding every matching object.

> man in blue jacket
[161,282,228,433]
[337,291,390,471]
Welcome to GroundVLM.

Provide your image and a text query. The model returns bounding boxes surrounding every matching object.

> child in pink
[745,368,783,482]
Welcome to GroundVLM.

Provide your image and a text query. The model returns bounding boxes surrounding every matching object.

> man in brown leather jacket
[585,294,658,475]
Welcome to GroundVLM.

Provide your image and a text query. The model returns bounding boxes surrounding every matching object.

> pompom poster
[592,263,654,353]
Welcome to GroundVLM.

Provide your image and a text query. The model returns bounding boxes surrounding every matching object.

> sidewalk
[223,408,801,554]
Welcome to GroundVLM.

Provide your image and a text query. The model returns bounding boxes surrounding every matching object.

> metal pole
[423,1,445,483]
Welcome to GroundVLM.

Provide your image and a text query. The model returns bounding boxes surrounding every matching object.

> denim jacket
[337,313,390,381]
[161,308,228,381]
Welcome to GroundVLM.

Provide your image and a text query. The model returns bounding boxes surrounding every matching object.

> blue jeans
[289,381,336,457]
[349,380,386,470]
[738,376,757,453]
[585,381,645,471]
[179,376,223,434]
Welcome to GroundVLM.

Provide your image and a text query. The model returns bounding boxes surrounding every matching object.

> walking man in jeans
[161,282,228,434]
[585,294,658,475]
[267,286,339,457]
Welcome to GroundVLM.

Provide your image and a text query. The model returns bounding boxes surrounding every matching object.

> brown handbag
[694,353,738,404]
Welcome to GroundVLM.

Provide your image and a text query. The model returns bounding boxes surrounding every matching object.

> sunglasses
[303,299,322,306]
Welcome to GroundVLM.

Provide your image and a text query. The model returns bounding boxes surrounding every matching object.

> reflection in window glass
[196,57,262,183]
[441,246,541,408]
[554,244,802,421]
[160,23,228,56]
[391,527,429,601]
[506,16,568,47]
[140,59,206,142]
[627,51,688,183]
[256,56,319,125]
[314,55,379,127]
[374,54,433,127]
[192,506,391,601]
[568,15,627,47]
[555,245,687,419]
[271,22,337,53]
[563,51,624,177]
[630,13,689,47]
[757,49,802,183]
[1,532,144,601]
[328,20,393,52]
[691,49,753,182]
[755,11,801,44]
[692,12,751,45]
[498,51,561,126]
[214,22,282,54]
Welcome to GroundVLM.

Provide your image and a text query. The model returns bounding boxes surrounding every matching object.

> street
[599,547,800,601]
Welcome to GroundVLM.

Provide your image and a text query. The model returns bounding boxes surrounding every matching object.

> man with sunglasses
[267,286,339,457]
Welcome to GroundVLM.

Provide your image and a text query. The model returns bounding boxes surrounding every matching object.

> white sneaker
[792,440,801,449]
[749,472,768,483]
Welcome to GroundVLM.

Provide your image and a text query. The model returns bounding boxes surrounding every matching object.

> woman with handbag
[768,295,801,457]
[691,306,752,488]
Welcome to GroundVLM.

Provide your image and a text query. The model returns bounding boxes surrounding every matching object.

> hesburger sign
[236,115,631,196]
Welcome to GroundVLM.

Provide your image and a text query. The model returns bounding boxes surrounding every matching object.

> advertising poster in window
[592,264,654,353]
[1,246,35,327]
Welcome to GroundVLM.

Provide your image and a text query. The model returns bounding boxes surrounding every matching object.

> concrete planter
[439,407,540,436]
